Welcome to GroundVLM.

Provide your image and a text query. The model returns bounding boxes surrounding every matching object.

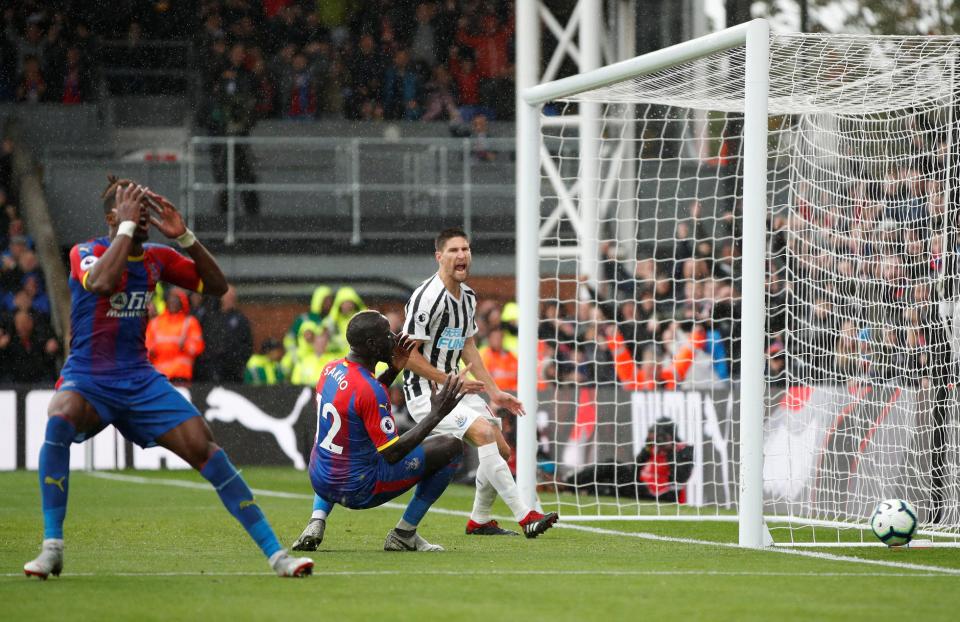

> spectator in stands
[347,33,384,120]
[1,234,30,292]
[146,287,205,385]
[321,286,366,359]
[455,12,513,119]
[290,322,335,386]
[420,64,459,122]
[250,54,275,118]
[15,54,46,102]
[194,285,252,383]
[283,285,333,370]
[383,48,420,120]
[479,327,518,392]
[408,3,438,68]
[203,41,261,216]
[47,45,93,104]
[0,309,58,382]
[11,15,46,73]
[281,50,318,119]
[245,338,286,385]
[448,46,480,113]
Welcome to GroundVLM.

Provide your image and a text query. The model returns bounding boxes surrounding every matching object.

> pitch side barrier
[1,383,946,516]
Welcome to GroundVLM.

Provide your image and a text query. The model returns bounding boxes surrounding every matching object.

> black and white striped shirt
[403,274,478,400]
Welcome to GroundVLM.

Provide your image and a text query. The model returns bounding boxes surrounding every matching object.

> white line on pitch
[84,472,960,576]
[4,570,958,579]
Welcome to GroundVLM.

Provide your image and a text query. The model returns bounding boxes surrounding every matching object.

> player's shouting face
[437,235,471,283]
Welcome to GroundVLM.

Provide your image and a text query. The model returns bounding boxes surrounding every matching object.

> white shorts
[406,392,500,442]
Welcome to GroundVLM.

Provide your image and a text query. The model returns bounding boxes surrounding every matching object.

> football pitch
[2,469,959,621]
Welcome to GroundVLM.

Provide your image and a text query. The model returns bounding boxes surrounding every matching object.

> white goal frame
[515,18,771,548]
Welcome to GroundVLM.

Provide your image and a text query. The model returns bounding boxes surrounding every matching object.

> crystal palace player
[293,228,557,550]
[23,178,313,579]
[308,311,466,551]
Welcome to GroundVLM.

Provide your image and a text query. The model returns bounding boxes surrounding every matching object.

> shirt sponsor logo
[437,326,465,350]
[106,291,149,318]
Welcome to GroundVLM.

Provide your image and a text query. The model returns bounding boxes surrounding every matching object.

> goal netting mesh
[534,33,960,544]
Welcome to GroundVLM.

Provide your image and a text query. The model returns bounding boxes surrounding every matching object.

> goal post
[516,17,960,547]
[517,18,770,548]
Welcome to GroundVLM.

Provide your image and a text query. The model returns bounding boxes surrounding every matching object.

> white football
[870,499,918,546]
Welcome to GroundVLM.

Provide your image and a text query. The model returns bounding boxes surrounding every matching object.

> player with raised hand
[293,228,557,550]
[24,176,313,579]
[307,310,466,551]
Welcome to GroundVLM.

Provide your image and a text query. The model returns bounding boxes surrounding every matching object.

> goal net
[519,21,960,545]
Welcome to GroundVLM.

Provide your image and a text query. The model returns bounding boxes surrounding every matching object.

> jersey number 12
[317,402,344,455]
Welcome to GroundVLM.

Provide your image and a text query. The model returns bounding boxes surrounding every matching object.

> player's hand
[429,370,466,419]
[490,390,525,417]
[116,183,147,224]
[144,190,187,239]
[390,332,416,371]
[452,362,485,393]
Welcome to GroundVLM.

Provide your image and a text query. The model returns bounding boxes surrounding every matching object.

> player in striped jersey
[292,228,557,550]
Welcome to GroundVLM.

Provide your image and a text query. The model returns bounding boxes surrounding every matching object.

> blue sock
[39,416,75,540]
[312,494,334,519]
[200,449,282,559]
[401,454,462,528]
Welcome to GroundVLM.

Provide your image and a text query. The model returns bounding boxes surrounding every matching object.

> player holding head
[307,310,466,551]
[24,176,313,579]
[292,228,556,550]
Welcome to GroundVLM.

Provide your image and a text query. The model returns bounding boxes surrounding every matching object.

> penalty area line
[84,472,960,577]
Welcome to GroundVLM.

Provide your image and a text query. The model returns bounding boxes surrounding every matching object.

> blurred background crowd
[2,0,517,123]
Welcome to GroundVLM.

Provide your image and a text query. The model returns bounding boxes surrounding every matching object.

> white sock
[311,509,328,520]
[470,462,497,524]
[475,442,529,522]
[395,518,417,532]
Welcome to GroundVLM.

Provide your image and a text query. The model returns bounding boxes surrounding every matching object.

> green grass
[2,468,960,621]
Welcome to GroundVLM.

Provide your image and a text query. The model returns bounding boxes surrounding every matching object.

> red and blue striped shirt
[308,359,399,493]
[60,237,203,378]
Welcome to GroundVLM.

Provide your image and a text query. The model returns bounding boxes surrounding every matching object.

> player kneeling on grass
[294,228,558,548]
[24,177,313,579]
[306,310,467,551]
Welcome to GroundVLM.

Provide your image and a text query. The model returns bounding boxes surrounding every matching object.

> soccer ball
[870,499,918,546]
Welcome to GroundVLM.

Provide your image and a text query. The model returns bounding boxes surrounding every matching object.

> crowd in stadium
[0,138,62,382]
[771,137,949,388]
[1,1,748,393]
[2,1,516,123]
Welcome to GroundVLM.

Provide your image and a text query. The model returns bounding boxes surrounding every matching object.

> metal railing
[185,135,518,245]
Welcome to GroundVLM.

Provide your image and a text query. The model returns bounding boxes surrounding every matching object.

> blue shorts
[57,371,200,448]
[311,445,427,510]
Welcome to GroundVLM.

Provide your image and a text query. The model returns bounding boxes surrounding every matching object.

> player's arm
[83,184,147,295]
[145,190,229,297]
[380,371,466,464]
[404,342,451,384]
[462,336,525,416]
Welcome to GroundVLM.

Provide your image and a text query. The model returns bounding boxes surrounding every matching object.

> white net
[534,32,960,544]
